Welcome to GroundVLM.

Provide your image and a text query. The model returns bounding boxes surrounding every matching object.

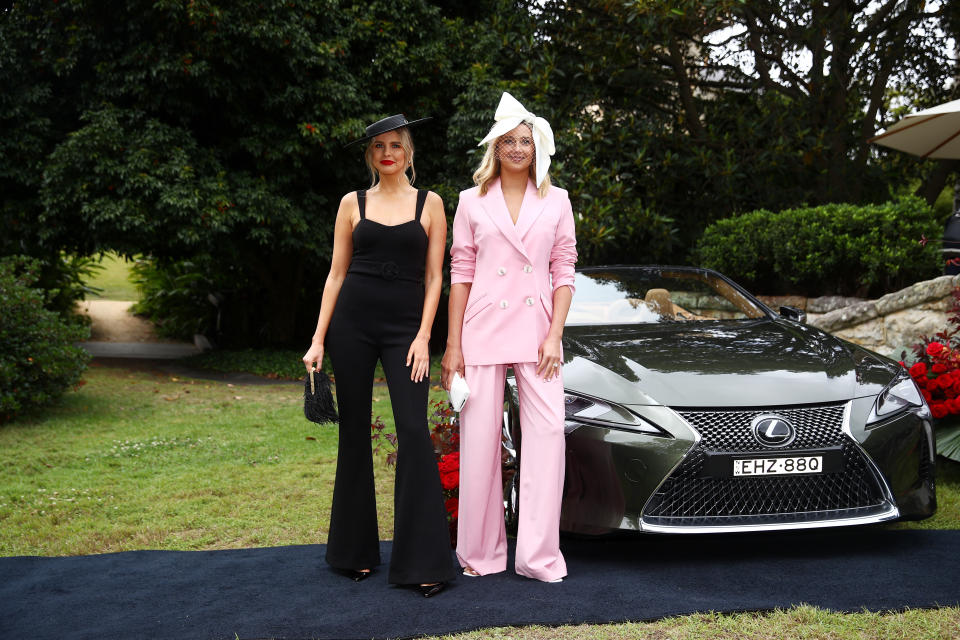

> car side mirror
[779,305,806,324]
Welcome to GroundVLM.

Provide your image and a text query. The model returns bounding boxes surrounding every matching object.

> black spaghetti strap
[414,189,427,222]
[357,190,367,219]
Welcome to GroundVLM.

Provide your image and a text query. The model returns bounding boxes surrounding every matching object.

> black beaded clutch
[304,369,338,425]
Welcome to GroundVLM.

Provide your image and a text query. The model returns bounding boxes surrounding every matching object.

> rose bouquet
[429,400,460,546]
[906,342,960,419]
[902,286,960,461]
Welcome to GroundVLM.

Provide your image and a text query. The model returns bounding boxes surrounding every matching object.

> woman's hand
[406,335,431,383]
[441,346,465,391]
[536,335,563,381]
[302,342,324,374]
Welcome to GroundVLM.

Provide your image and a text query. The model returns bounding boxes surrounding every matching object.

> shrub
[130,257,217,341]
[693,197,941,296]
[0,256,91,423]
[180,348,313,380]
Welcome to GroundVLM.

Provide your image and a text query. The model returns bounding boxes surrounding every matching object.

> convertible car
[502,266,936,534]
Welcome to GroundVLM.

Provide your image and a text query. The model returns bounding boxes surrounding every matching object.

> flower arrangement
[902,286,960,420]
[370,399,461,546]
[905,342,960,419]
[902,285,960,461]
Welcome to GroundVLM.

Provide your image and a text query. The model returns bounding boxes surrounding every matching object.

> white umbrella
[869,98,960,159]
[869,99,960,272]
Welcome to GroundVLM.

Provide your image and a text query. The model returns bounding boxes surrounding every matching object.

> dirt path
[77,300,185,343]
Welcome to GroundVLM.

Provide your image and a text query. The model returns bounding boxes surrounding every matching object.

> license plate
[733,456,823,476]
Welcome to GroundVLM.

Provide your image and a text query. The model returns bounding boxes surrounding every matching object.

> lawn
[86,252,139,301]
[2,364,958,639]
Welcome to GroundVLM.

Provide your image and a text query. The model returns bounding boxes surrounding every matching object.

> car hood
[562,319,898,408]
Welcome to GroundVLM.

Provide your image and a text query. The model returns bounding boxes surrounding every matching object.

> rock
[874,275,955,316]
[806,295,866,314]
[834,318,886,349]
[884,309,949,352]
[809,301,879,333]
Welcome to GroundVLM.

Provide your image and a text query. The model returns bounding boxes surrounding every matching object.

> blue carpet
[2,529,959,640]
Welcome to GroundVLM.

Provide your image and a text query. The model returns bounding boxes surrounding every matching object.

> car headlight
[564,391,667,435]
[866,373,929,426]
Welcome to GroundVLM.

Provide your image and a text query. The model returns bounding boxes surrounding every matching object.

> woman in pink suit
[441,92,577,583]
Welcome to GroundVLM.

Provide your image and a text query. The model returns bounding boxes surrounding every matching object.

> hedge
[692,197,942,296]
[0,256,91,423]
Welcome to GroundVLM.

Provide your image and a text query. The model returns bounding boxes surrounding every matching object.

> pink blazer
[450,178,578,366]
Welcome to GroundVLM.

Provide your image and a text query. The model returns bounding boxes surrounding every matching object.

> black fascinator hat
[344,114,431,147]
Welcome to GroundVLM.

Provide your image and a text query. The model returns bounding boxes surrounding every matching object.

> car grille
[642,403,891,527]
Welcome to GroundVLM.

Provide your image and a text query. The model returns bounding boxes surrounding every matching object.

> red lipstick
[380,160,395,165]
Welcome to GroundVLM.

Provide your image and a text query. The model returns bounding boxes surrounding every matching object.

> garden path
[77,299,201,359]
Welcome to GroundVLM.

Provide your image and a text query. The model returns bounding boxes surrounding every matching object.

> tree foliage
[1,0,957,348]
[527,0,958,256]
[2,0,475,344]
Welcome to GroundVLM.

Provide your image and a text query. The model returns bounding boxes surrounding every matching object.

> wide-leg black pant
[325,273,455,585]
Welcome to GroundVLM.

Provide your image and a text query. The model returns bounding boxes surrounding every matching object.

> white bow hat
[479,92,555,188]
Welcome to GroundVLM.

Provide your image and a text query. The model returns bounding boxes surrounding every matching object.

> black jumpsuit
[324,189,456,585]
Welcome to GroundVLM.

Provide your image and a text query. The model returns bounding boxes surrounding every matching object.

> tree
[1,0,476,345]
[528,0,958,259]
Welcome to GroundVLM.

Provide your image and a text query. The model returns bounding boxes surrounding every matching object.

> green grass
[435,606,960,639]
[2,365,959,639]
[85,252,139,300]
[0,364,416,555]
[180,348,444,382]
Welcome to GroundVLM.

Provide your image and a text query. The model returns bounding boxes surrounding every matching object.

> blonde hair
[472,122,550,198]
[364,126,416,187]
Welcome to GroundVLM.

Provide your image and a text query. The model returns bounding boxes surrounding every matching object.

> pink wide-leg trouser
[455,362,567,582]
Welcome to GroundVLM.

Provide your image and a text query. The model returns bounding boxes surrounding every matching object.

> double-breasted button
[500,300,509,309]
[497,267,507,276]
[523,265,533,273]
[525,297,534,306]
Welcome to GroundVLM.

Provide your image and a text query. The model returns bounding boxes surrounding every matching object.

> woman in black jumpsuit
[302,115,454,596]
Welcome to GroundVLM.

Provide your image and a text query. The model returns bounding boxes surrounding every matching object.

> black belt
[348,260,423,283]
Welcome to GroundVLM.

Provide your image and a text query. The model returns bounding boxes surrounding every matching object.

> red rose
[440,470,459,490]
[438,452,460,475]
[926,342,946,357]
[922,389,932,403]
[949,398,960,414]
[909,362,927,379]
[444,497,459,519]
[930,403,948,419]
[932,363,948,375]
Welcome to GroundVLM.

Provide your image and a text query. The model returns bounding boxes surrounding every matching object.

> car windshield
[566,269,768,325]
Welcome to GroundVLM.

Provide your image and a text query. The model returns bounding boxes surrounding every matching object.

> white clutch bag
[448,372,470,412]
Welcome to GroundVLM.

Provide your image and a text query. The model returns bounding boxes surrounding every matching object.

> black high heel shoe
[418,582,446,598]
[349,569,372,582]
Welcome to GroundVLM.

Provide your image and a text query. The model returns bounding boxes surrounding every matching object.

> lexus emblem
[751,415,796,447]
